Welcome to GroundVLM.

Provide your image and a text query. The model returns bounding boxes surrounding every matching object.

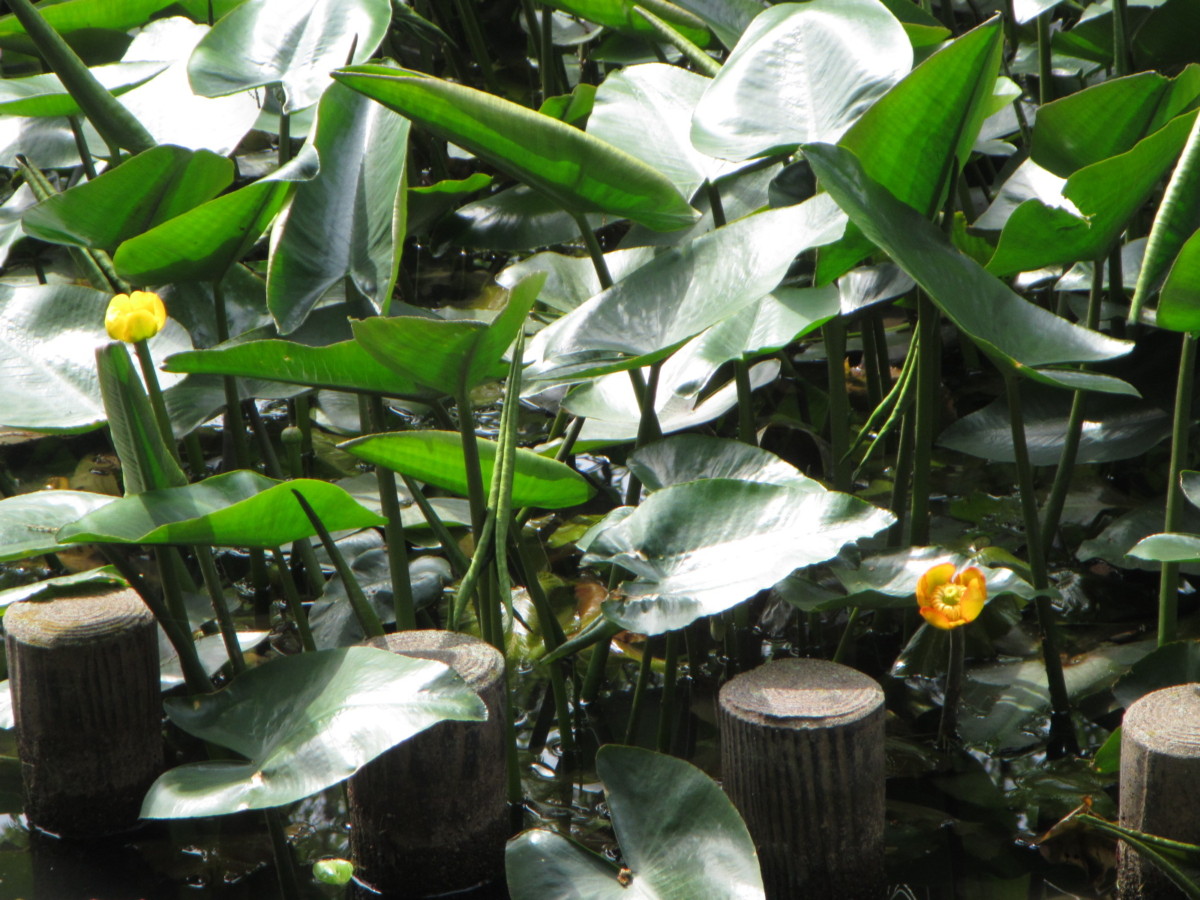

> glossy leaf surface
[58,471,385,547]
[333,66,696,232]
[23,145,234,251]
[527,195,846,382]
[188,0,391,112]
[584,477,893,633]
[142,647,485,816]
[0,490,115,562]
[0,60,164,117]
[0,284,189,432]
[804,143,1133,374]
[267,80,410,333]
[341,431,595,510]
[114,144,319,284]
[692,0,911,160]
[353,275,542,394]
[507,745,764,899]
[163,339,436,399]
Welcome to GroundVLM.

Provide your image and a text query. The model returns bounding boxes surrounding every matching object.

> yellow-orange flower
[916,563,986,630]
[105,291,166,343]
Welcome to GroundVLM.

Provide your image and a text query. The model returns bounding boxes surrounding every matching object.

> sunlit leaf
[340,430,596,510]
[57,470,385,548]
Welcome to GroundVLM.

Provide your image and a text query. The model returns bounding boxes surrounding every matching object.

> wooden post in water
[348,630,507,898]
[6,589,162,837]
[719,658,886,900]
[1118,683,1200,899]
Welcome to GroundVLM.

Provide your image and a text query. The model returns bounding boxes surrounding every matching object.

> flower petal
[916,562,956,607]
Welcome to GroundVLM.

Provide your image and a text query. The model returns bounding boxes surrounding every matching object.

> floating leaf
[0,491,116,562]
[141,647,485,816]
[507,745,764,900]
[584,477,893,633]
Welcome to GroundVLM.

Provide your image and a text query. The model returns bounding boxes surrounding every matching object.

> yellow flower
[105,291,166,343]
[916,563,986,630]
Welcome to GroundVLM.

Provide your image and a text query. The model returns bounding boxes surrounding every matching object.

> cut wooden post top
[720,658,883,728]
[362,630,504,690]
[1123,683,1200,758]
[6,588,153,648]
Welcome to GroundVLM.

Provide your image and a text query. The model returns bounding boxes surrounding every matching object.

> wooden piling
[6,589,162,838]
[348,630,507,898]
[718,657,886,900]
[1118,683,1200,899]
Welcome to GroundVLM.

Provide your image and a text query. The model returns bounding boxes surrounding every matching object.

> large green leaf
[526,195,846,382]
[508,745,764,899]
[163,339,436,399]
[582,477,893,633]
[113,143,319,284]
[0,490,116,562]
[803,143,1134,377]
[116,17,262,155]
[628,434,823,492]
[938,389,1168,464]
[23,145,234,251]
[1156,227,1200,331]
[340,430,596,510]
[542,0,712,46]
[816,19,1003,282]
[565,359,780,448]
[188,0,391,112]
[57,471,385,547]
[0,60,164,117]
[0,0,176,53]
[352,274,543,395]
[1031,67,1200,178]
[987,111,1199,276]
[588,63,736,200]
[0,283,190,432]
[691,0,911,161]
[1129,532,1200,564]
[141,647,485,817]
[332,66,696,232]
[267,80,409,334]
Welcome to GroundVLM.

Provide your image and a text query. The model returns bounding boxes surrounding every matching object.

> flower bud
[105,290,166,343]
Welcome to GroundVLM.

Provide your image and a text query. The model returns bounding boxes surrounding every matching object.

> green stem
[824,317,851,491]
[293,490,385,638]
[195,547,245,674]
[1159,333,1197,646]
[938,627,965,747]
[1041,263,1105,555]
[908,296,939,545]
[452,0,501,92]
[400,474,470,576]
[1003,370,1078,755]
[101,546,212,693]
[213,280,252,471]
[1036,11,1053,104]
[832,607,860,665]
[624,640,655,745]
[272,547,315,652]
[265,808,302,899]
[734,360,757,446]
[580,628,611,705]
[455,382,488,540]
[574,213,612,289]
[133,339,181,467]
[655,631,679,753]
[368,398,416,631]
[1112,0,1131,75]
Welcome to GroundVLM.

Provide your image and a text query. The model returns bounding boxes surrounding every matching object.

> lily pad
[141,646,486,816]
